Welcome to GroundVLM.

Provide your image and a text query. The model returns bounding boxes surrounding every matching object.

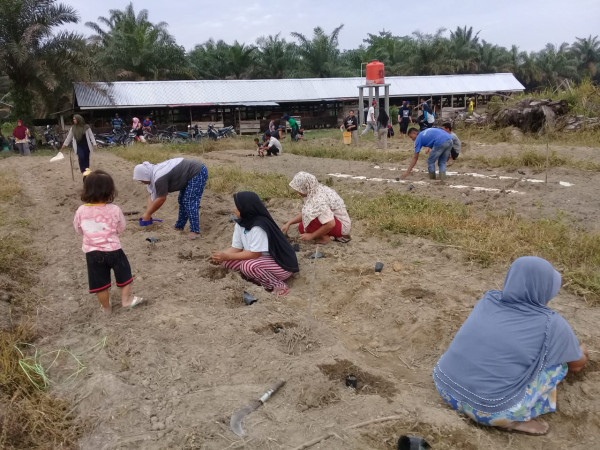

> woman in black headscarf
[211,191,299,296]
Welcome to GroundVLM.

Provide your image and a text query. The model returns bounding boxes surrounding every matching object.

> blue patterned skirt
[436,363,568,425]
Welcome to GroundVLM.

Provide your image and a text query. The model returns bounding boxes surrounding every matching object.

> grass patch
[461,125,600,148]
[0,326,82,449]
[0,170,22,201]
[286,139,411,162]
[348,192,600,301]
[206,166,295,201]
[462,148,600,172]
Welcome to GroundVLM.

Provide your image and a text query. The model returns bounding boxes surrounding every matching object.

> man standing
[361,100,377,135]
[401,127,453,180]
[397,101,413,135]
[442,122,461,166]
[283,114,301,141]
[111,113,125,132]
[343,110,359,146]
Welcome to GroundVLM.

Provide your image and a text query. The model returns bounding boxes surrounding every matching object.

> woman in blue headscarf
[433,256,588,435]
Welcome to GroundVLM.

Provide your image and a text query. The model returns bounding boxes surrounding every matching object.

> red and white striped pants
[223,256,292,291]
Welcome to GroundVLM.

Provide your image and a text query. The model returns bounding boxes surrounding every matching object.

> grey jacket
[63,127,97,153]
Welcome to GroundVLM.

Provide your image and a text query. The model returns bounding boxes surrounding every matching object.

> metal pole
[384,85,390,117]
[358,87,364,125]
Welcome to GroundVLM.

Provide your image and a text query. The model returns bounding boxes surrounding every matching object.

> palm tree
[406,29,453,75]
[572,35,600,79]
[228,42,257,79]
[535,43,578,87]
[86,2,188,80]
[255,34,298,79]
[291,25,345,77]
[188,39,235,79]
[448,26,481,73]
[0,0,91,120]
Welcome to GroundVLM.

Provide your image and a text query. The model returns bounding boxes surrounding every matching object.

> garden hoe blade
[230,380,285,436]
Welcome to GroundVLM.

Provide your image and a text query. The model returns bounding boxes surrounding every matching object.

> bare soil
[1,139,599,450]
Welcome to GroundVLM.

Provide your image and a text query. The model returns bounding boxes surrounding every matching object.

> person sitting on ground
[74,170,143,313]
[261,131,282,156]
[133,158,208,240]
[343,110,359,146]
[254,137,264,157]
[281,172,351,244]
[433,256,587,436]
[401,127,453,180]
[441,122,461,166]
[211,191,299,297]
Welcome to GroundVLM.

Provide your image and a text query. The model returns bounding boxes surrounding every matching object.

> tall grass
[348,192,600,301]
[462,148,600,172]
[207,166,295,201]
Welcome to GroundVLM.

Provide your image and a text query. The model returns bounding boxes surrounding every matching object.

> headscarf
[289,172,346,230]
[433,256,582,413]
[234,191,299,273]
[13,120,27,140]
[132,117,140,129]
[72,114,90,142]
[133,158,183,200]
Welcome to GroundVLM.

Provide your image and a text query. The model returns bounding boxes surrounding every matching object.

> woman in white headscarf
[133,158,208,239]
[281,172,351,244]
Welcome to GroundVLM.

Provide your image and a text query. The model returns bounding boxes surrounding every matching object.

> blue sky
[61,0,600,53]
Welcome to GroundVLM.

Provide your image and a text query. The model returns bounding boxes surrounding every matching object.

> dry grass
[0,172,81,448]
[348,192,600,302]
[0,326,82,449]
[462,148,600,172]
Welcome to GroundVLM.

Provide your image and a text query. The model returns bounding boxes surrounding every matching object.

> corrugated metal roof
[74,73,524,109]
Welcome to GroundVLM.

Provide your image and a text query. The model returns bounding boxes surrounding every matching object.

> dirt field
[1,138,599,450]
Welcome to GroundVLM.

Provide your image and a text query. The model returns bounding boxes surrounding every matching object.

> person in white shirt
[361,100,378,135]
[261,131,282,156]
[212,191,299,296]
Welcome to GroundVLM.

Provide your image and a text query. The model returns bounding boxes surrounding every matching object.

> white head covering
[133,158,183,200]
[289,172,346,229]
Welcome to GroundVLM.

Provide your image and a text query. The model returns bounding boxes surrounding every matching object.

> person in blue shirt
[401,127,453,180]
[111,113,125,131]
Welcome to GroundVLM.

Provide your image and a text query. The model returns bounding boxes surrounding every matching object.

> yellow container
[343,131,352,145]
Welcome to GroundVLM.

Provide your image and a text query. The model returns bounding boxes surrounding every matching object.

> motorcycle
[43,125,60,150]
[206,124,236,141]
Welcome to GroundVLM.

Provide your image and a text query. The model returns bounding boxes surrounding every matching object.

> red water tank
[366,60,385,85]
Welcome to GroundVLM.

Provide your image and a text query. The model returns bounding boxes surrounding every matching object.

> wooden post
[384,85,390,117]
[358,86,364,125]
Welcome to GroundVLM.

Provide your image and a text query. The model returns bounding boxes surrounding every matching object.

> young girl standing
[74,170,143,312]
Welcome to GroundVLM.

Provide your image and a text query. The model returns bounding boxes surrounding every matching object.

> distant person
[73,170,143,313]
[283,114,301,141]
[434,256,587,436]
[376,107,389,149]
[398,101,413,135]
[442,122,461,165]
[361,100,378,135]
[268,119,276,134]
[133,158,209,240]
[468,97,474,115]
[12,119,31,156]
[401,127,453,180]
[343,110,359,146]
[254,137,264,157]
[142,116,153,132]
[281,172,351,244]
[211,191,299,297]
[262,131,282,156]
[111,113,125,132]
[416,113,427,131]
[131,117,145,142]
[61,114,98,173]
[420,98,435,128]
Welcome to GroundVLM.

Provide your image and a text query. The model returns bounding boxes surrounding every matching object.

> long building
[72,73,524,131]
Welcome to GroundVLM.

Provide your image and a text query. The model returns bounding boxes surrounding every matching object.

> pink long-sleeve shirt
[73,204,126,253]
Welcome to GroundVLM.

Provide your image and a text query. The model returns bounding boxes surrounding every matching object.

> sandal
[273,287,290,297]
[127,296,145,309]
[334,235,352,244]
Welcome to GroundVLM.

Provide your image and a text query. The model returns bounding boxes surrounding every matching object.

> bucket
[343,131,352,145]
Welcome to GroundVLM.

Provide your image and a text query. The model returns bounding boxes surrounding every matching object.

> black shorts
[451,149,460,160]
[86,249,133,293]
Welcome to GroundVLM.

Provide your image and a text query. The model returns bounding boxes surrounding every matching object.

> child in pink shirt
[73,170,143,312]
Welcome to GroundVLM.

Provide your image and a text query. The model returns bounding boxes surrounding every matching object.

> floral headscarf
[289,172,346,229]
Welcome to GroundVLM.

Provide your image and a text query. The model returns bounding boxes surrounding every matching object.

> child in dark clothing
[254,138,264,157]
